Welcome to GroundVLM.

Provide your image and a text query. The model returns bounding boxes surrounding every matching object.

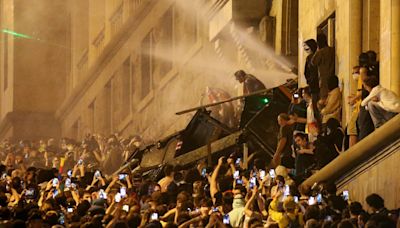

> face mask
[352,73,360,81]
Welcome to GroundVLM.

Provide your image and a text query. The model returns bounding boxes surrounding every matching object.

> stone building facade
[0,0,69,140]
[56,0,298,142]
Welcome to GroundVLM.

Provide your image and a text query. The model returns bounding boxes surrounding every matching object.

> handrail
[301,114,400,188]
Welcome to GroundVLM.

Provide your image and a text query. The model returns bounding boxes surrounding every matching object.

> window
[318,13,336,48]
[141,32,152,99]
[121,58,131,119]
[154,7,174,78]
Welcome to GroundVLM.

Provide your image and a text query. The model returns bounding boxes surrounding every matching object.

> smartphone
[284,185,290,196]
[120,187,127,198]
[294,196,299,203]
[67,170,72,177]
[325,216,332,221]
[223,214,230,224]
[259,169,266,180]
[65,178,71,188]
[201,168,207,177]
[99,189,107,199]
[235,158,241,166]
[122,205,129,212]
[249,177,256,189]
[293,93,300,99]
[233,170,239,179]
[269,169,276,179]
[77,159,83,165]
[59,213,65,225]
[52,178,59,187]
[308,196,316,205]
[119,174,127,180]
[71,183,76,189]
[53,189,59,198]
[94,170,101,179]
[236,179,243,185]
[212,207,219,213]
[114,193,121,203]
[67,207,74,213]
[343,190,349,201]
[317,193,322,204]
[150,213,159,220]
[25,188,35,199]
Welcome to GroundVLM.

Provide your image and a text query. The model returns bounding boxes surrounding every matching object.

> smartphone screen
[150,213,158,220]
[284,185,290,196]
[65,178,71,188]
[233,170,239,179]
[269,169,276,179]
[201,168,207,177]
[317,193,322,203]
[308,196,316,205]
[119,174,127,180]
[249,177,256,189]
[122,205,129,212]
[114,193,121,203]
[235,158,241,166]
[343,190,349,201]
[67,170,72,177]
[236,179,243,185]
[94,170,101,178]
[223,214,230,224]
[77,159,83,165]
[259,169,266,180]
[120,187,127,197]
[294,196,299,203]
[52,178,59,187]
[67,207,74,213]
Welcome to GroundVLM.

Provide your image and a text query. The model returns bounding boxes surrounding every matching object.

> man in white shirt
[361,76,400,128]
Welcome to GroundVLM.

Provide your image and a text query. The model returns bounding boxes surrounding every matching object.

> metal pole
[175,88,273,115]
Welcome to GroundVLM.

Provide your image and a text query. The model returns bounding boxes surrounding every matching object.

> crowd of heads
[0,137,399,227]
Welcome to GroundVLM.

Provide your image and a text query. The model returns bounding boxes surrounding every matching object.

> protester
[360,75,400,128]
[312,33,335,101]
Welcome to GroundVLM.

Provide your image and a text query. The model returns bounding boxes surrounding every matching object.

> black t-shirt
[278,125,293,157]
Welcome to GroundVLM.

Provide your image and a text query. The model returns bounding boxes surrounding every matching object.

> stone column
[336,0,363,122]
[380,0,400,95]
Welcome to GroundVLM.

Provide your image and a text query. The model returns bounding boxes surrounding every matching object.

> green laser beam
[1,29,34,39]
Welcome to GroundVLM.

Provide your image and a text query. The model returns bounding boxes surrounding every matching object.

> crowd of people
[0,32,399,227]
[0,137,399,228]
